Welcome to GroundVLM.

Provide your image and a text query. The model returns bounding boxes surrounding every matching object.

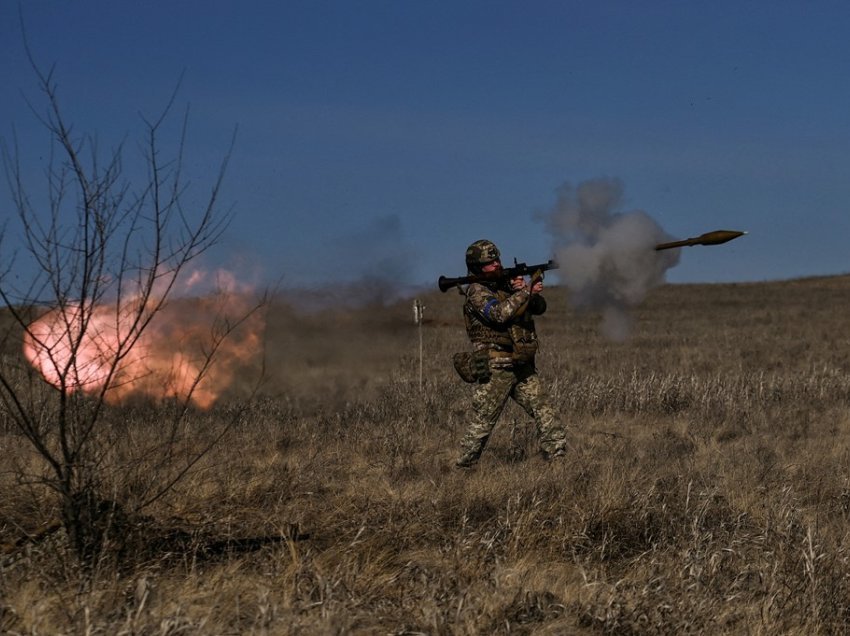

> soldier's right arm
[466,283,530,324]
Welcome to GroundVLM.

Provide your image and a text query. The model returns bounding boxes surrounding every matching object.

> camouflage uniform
[456,242,567,467]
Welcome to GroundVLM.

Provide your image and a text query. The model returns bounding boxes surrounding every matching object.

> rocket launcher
[438,259,559,293]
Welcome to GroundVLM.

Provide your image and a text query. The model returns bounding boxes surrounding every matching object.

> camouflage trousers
[459,364,567,460]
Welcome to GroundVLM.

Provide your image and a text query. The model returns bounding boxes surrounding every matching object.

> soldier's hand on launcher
[531,280,543,294]
[510,276,528,292]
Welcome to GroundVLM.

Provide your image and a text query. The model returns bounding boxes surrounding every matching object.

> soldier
[455,239,567,468]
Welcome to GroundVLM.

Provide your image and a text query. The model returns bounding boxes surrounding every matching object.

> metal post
[413,299,424,392]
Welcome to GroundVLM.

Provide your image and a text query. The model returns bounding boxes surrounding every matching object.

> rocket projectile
[654,230,747,251]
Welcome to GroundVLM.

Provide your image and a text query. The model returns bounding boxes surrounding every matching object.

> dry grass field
[4,275,850,634]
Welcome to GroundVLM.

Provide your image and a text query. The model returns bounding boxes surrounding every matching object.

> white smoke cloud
[543,177,680,340]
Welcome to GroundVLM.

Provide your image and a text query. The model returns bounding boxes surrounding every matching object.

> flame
[23,269,265,409]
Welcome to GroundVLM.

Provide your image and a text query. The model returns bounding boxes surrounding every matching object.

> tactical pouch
[511,341,537,366]
[453,351,492,383]
[509,324,538,366]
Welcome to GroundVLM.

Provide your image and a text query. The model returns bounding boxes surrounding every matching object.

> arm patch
[482,298,499,320]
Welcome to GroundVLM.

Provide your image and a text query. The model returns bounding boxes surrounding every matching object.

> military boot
[455,448,481,469]
[541,447,566,461]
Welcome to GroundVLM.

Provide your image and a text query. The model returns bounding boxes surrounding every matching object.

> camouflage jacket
[463,281,547,368]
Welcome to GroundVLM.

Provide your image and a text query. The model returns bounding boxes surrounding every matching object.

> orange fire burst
[23,270,265,409]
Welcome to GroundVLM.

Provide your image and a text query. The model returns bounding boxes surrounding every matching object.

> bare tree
[0,55,259,563]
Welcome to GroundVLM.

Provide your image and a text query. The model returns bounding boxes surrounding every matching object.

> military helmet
[465,239,501,270]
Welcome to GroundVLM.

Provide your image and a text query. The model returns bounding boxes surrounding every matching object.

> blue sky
[2,1,850,290]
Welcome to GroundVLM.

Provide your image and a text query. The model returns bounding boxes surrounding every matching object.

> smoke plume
[289,214,424,309]
[542,177,679,340]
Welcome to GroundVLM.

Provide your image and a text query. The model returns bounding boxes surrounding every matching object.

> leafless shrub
[0,52,265,566]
